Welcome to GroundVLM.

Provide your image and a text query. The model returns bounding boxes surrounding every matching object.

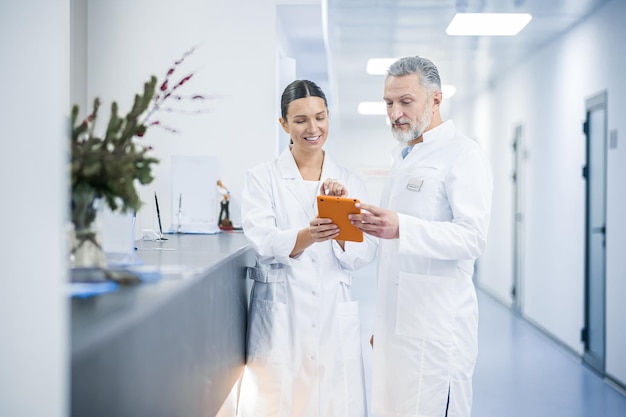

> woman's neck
[291,148,324,181]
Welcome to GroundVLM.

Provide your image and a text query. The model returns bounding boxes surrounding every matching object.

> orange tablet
[316,195,363,242]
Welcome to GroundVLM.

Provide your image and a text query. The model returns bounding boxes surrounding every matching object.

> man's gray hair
[387,56,441,93]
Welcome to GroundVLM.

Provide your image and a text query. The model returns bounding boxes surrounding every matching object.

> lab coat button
[311,355,316,361]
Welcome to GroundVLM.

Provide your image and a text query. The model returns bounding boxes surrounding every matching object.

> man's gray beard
[391,125,419,143]
[391,107,432,144]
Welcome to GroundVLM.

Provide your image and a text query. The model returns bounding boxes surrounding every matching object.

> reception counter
[71,232,254,417]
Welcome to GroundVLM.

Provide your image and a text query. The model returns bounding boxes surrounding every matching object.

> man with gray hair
[350,56,493,417]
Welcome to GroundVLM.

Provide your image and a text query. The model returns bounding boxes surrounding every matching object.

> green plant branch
[70,47,207,228]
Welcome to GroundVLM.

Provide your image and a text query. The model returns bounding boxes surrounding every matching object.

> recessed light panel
[442,85,456,99]
[366,58,398,75]
[358,101,387,115]
[446,13,532,36]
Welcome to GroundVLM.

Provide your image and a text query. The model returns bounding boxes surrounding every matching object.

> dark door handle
[591,226,606,234]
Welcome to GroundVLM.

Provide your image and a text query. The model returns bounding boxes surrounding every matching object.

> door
[582,91,607,375]
[511,125,525,314]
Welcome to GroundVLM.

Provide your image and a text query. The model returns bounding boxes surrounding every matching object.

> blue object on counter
[69,282,119,298]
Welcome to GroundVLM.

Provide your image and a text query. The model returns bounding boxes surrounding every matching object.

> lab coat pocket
[337,301,361,360]
[395,272,456,343]
[247,297,289,361]
[394,166,446,218]
[336,300,367,415]
[406,165,443,192]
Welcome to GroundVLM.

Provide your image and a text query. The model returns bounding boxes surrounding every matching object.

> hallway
[351,263,626,417]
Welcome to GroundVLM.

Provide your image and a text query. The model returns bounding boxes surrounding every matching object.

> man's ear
[432,91,443,109]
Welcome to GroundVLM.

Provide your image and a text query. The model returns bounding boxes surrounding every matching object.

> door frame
[511,124,525,314]
[582,90,608,375]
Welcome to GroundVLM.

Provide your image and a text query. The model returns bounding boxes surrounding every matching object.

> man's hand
[350,203,399,239]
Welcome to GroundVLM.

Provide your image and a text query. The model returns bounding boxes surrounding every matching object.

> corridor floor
[351,263,626,417]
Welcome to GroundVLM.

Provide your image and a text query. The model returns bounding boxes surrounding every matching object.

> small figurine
[217,179,233,230]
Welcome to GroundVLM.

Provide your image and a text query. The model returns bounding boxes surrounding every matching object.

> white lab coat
[238,147,378,417]
[371,121,493,417]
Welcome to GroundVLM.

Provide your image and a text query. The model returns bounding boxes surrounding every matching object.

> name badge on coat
[406,177,424,192]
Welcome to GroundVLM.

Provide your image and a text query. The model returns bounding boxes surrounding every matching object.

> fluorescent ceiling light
[446,13,532,36]
[366,58,398,75]
[358,101,386,115]
[442,85,456,99]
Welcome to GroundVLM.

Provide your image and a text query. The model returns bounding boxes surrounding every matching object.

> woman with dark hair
[237,80,377,417]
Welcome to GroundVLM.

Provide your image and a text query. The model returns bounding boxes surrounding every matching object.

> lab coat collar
[320,152,343,182]
[277,147,342,218]
[422,119,455,143]
[277,147,301,179]
[276,147,342,179]
[392,120,456,162]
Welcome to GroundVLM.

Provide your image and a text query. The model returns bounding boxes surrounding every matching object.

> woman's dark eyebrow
[292,111,326,118]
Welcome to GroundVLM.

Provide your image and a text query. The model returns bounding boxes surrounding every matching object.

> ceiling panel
[278,0,610,124]
[320,0,611,123]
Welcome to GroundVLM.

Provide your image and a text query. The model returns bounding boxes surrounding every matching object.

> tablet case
[316,195,363,242]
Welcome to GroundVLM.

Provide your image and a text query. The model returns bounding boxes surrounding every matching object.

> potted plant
[70,47,206,269]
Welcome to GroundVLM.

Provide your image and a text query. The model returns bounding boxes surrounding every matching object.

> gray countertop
[71,232,251,358]
[70,232,254,417]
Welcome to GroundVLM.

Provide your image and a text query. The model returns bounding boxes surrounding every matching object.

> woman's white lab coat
[238,147,378,417]
[371,121,493,417]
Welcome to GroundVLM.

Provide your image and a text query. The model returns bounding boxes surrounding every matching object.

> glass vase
[70,188,106,269]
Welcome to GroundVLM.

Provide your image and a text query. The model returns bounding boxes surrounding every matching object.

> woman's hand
[290,217,339,257]
[308,217,339,242]
[320,178,348,197]
[310,218,345,250]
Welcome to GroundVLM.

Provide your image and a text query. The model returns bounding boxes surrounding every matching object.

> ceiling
[278,0,610,125]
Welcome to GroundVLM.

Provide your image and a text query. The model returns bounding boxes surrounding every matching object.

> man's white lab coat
[238,147,378,417]
[371,121,493,417]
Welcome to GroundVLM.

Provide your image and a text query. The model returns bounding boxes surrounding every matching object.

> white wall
[84,0,278,234]
[455,0,626,385]
[591,0,626,388]
[468,90,514,305]
[70,0,87,112]
[0,1,70,416]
